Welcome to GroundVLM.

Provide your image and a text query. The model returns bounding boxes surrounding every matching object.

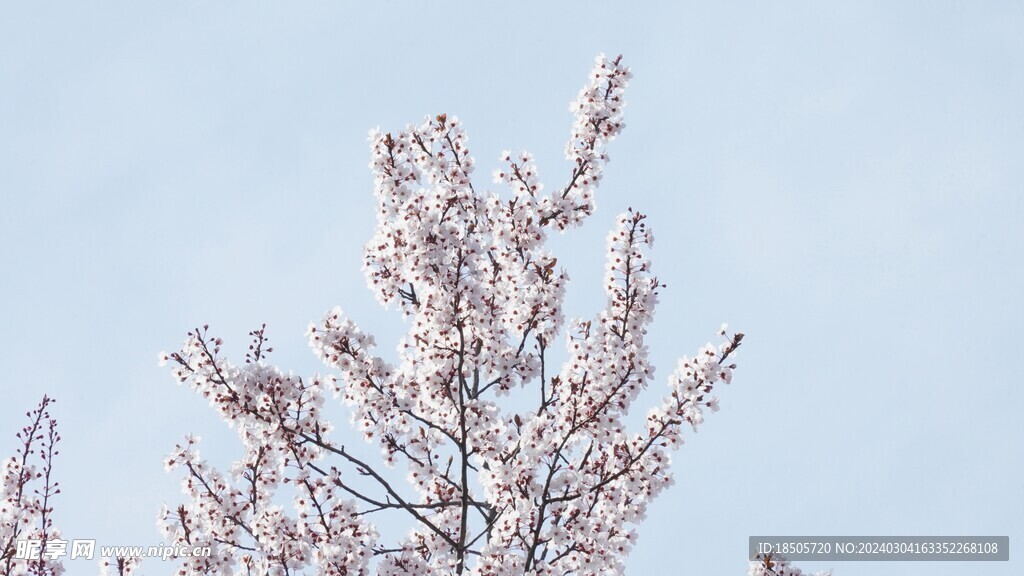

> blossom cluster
[158,54,778,576]
[159,326,377,576]
[0,396,63,576]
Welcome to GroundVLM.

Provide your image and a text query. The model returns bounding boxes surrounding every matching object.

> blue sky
[1,2,1021,575]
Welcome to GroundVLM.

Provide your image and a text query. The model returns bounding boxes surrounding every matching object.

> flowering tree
[155,54,782,576]
[1,396,63,576]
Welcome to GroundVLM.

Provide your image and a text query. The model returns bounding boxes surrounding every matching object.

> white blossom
[0,396,64,576]
[151,54,806,576]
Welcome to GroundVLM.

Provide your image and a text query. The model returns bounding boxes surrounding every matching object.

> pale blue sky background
[1,2,1021,575]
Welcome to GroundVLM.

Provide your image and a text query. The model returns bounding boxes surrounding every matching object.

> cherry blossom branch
[1,396,62,576]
